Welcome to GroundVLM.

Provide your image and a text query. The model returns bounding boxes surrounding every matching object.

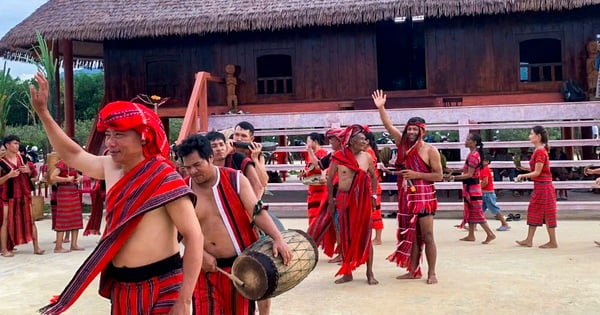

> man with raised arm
[176,134,291,315]
[373,90,443,285]
[31,73,203,315]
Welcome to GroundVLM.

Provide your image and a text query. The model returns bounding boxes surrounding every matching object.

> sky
[0,0,48,79]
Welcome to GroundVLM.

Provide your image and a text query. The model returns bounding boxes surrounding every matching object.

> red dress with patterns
[387,148,437,277]
[331,148,373,276]
[53,160,83,231]
[366,148,384,230]
[0,154,37,251]
[305,148,328,225]
[527,148,557,227]
[39,157,195,315]
[460,151,486,227]
[190,167,258,315]
[307,153,338,257]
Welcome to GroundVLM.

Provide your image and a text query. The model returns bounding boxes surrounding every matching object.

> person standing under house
[50,159,85,253]
[365,130,384,245]
[516,126,558,249]
[175,134,292,315]
[0,135,45,257]
[31,73,203,314]
[451,133,496,244]
[300,132,328,225]
[373,90,442,285]
[480,155,511,231]
[327,124,379,285]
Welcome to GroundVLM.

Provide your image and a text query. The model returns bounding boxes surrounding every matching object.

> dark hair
[469,133,484,169]
[175,134,213,161]
[483,154,493,163]
[205,131,226,143]
[407,117,426,125]
[308,132,324,145]
[532,125,549,149]
[235,121,255,136]
[365,132,381,161]
[2,135,20,147]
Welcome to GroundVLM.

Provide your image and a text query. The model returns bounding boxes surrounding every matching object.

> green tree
[73,72,104,120]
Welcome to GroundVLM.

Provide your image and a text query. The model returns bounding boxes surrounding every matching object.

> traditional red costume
[53,160,83,232]
[305,148,328,225]
[40,101,193,315]
[191,167,258,315]
[0,154,37,251]
[332,125,373,276]
[387,121,437,277]
[459,151,486,227]
[527,148,557,227]
[366,147,384,231]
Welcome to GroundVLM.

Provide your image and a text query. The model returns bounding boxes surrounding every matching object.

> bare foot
[54,248,71,253]
[372,239,382,245]
[1,251,14,257]
[460,236,475,242]
[427,274,438,284]
[70,246,85,251]
[367,273,379,285]
[63,239,70,243]
[595,241,600,247]
[482,234,496,244]
[396,272,422,280]
[539,242,558,249]
[34,249,46,255]
[334,275,353,284]
[328,255,342,264]
[515,240,532,247]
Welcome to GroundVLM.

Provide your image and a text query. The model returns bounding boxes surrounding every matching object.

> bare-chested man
[373,89,443,285]
[31,73,203,314]
[176,134,292,315]
[327,124,379,285]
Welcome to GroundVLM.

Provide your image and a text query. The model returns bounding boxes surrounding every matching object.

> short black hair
[235,121,255,136]
[2,135,20,147]
[175,134,213,161]
[407,117,426,124]
[308,132,324,145]
[205,131,226,143]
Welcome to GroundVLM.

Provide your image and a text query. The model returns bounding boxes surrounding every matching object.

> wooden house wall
[425,6,600,96]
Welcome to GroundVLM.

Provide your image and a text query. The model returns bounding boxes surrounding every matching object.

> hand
[596,178,600,186]
[399,169,418,179]
[18,166,30,174]
[66,175,75,183]
[29,72,50,115]
[201,253,217,273]
[516,174,525,182]
[168,300,191,315]
[7,169,20,178]
[75,176,83,184]
[272,238,293,266]
[319,174,327,184]
[371,90,387,109]
[249,142,262,161]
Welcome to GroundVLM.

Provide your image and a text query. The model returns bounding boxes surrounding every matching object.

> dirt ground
[2,217,600,315]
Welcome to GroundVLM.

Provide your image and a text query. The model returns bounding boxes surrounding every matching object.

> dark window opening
[519,38,562,82]
[146,59,179,97]
[256,54,293,95]
[376,19,426,91]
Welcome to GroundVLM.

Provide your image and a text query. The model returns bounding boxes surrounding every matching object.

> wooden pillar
[581,126,594,160]
[52,40,61,126]
[62,39,75,137]
[562,127,574,159]
[161,117,170,141]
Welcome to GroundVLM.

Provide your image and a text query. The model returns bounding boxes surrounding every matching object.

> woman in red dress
[516,125,558,249]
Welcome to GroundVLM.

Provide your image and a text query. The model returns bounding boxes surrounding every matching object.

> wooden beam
[62,39,75,137]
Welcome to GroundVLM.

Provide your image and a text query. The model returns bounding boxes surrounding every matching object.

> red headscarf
[325,128,344,139]
[97,101,170,161]
[340,124,367,147]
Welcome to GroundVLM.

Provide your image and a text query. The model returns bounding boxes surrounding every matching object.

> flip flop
[513,214,521,221]
[506,213,514,222]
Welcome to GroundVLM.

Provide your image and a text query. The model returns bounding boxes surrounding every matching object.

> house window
[519,38,562,82]
[256,54,293,95]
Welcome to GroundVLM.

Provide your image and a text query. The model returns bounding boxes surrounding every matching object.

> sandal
[505,213,514,222]
[512,214,521,221]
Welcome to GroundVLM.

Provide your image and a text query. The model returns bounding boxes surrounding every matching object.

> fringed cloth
[83,180,105,236]
[0,155,37,251]
[527,148,557,227]
[332,148,373,277]
[387,148,437,278]
[459,151,485,228]
[306,148,329,225]
[39,157,194,314]
[366,148,383,230]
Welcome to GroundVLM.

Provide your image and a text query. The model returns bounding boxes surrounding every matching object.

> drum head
[231,251,279,300]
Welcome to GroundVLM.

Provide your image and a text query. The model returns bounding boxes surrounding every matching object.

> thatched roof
[2,0,599,65]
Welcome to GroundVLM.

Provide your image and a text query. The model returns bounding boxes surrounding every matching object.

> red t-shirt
[479,166,494,191]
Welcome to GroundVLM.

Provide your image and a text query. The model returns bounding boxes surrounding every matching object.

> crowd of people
[0,73,598,315]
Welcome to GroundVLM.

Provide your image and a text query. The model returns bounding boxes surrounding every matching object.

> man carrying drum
[176,134,292,315]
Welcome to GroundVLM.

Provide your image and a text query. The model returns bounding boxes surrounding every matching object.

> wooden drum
[231,229,318,300]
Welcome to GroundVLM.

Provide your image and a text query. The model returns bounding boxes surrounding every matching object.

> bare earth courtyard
[1,217,600,315]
